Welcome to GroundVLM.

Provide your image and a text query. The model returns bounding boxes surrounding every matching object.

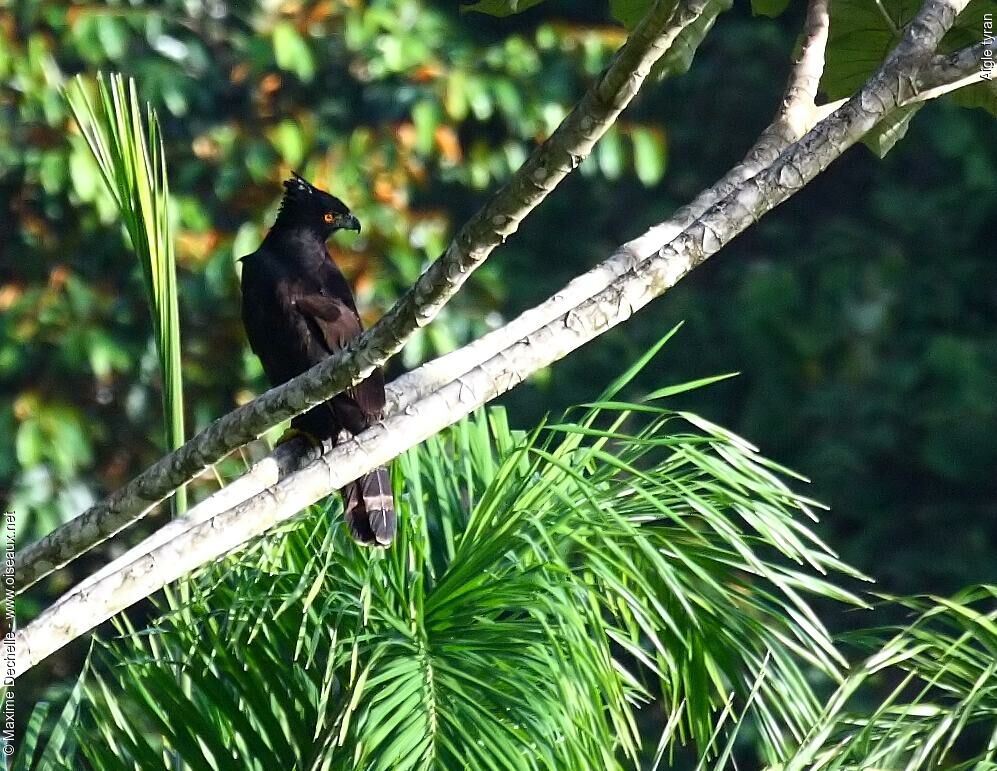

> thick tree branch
[814,37,988,122]
[65,0,968,598]
[15,0,971,677]
[924,40,990,86]
[16,0,711,593]
[389,0,833,409]
[910,40,991,100]
[95,0,832,564]
[71,438,319,594]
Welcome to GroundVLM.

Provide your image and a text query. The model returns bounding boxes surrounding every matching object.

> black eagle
[239,174,395,546]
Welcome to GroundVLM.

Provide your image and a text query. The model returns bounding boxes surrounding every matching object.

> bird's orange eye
[323,213,335,223]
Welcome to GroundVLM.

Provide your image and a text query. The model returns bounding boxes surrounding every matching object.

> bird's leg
[271,427,330,477]
[277,427,322,449]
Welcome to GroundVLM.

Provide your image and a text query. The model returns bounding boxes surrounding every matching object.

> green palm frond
[11,658,86,771]
[65,72,185,512]
[71,383,867,769]
[775,586,997,770]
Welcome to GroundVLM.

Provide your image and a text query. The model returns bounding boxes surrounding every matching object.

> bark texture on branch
[163,2,831,540]
[15,0,973,678]
[16,0,712,593]
[388,0,833,409]
[774,0,831,139]
[72,438,319,594]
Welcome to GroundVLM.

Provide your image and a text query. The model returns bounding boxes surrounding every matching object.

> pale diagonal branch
[71,11,828,583]
[15,0,972,678]
[814,37,990,122]
[388,0,833,409]
[16,0,712,593]
[910,40,991,100]
[70,439,320,594]
[68,0,978,606]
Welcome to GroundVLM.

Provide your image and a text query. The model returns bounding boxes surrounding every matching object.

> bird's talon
[277,428,321,449]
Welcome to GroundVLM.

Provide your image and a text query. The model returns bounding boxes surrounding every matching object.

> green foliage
[17,389,996,769]
[824,0,919,98]
[63,377,866,768]
[10,670,85,771]
[654,0,733,78]
[64,73,186,511]
[462,0,550,17]
[609,0,657,29]
[823,0,997,154]
[272,21,317,82]
[948,1,997,115]
[607,0,735,76]
[828,0,997,154]
[864,104,922,158]
[772,587,997,769]
[3,0,673,552]
[507,15,996,599]
[6,0,995,757]
[750,0,792,18]
[604,0,733,79]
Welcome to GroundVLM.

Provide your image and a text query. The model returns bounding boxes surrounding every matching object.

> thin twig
[774,0,831,140]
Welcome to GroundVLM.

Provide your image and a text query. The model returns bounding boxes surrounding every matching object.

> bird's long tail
[342,466,395,546]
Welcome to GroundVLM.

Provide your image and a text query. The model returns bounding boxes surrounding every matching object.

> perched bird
[239,174,395,546]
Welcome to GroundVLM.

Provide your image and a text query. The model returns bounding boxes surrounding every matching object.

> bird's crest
[277,172,351,219]
[284,171,318,199]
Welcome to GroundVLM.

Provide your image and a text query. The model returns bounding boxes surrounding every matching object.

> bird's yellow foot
[277,427,321,449]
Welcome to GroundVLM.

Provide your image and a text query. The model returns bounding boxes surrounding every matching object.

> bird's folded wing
[293,293,386,419]
[294,293,360,351]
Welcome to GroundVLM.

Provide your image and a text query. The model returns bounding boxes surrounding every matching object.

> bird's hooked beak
[339,213,361,233]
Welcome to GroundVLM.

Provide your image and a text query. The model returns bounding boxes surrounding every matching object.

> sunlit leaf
[272,22,316,82]
[65,73,186,508]
[461,0,548,18]
[751,0,791,18]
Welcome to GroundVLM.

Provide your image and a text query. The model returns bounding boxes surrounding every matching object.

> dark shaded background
[3,0,995,732]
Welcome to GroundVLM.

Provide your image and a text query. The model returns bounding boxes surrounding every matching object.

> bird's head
[276,173,361,238]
